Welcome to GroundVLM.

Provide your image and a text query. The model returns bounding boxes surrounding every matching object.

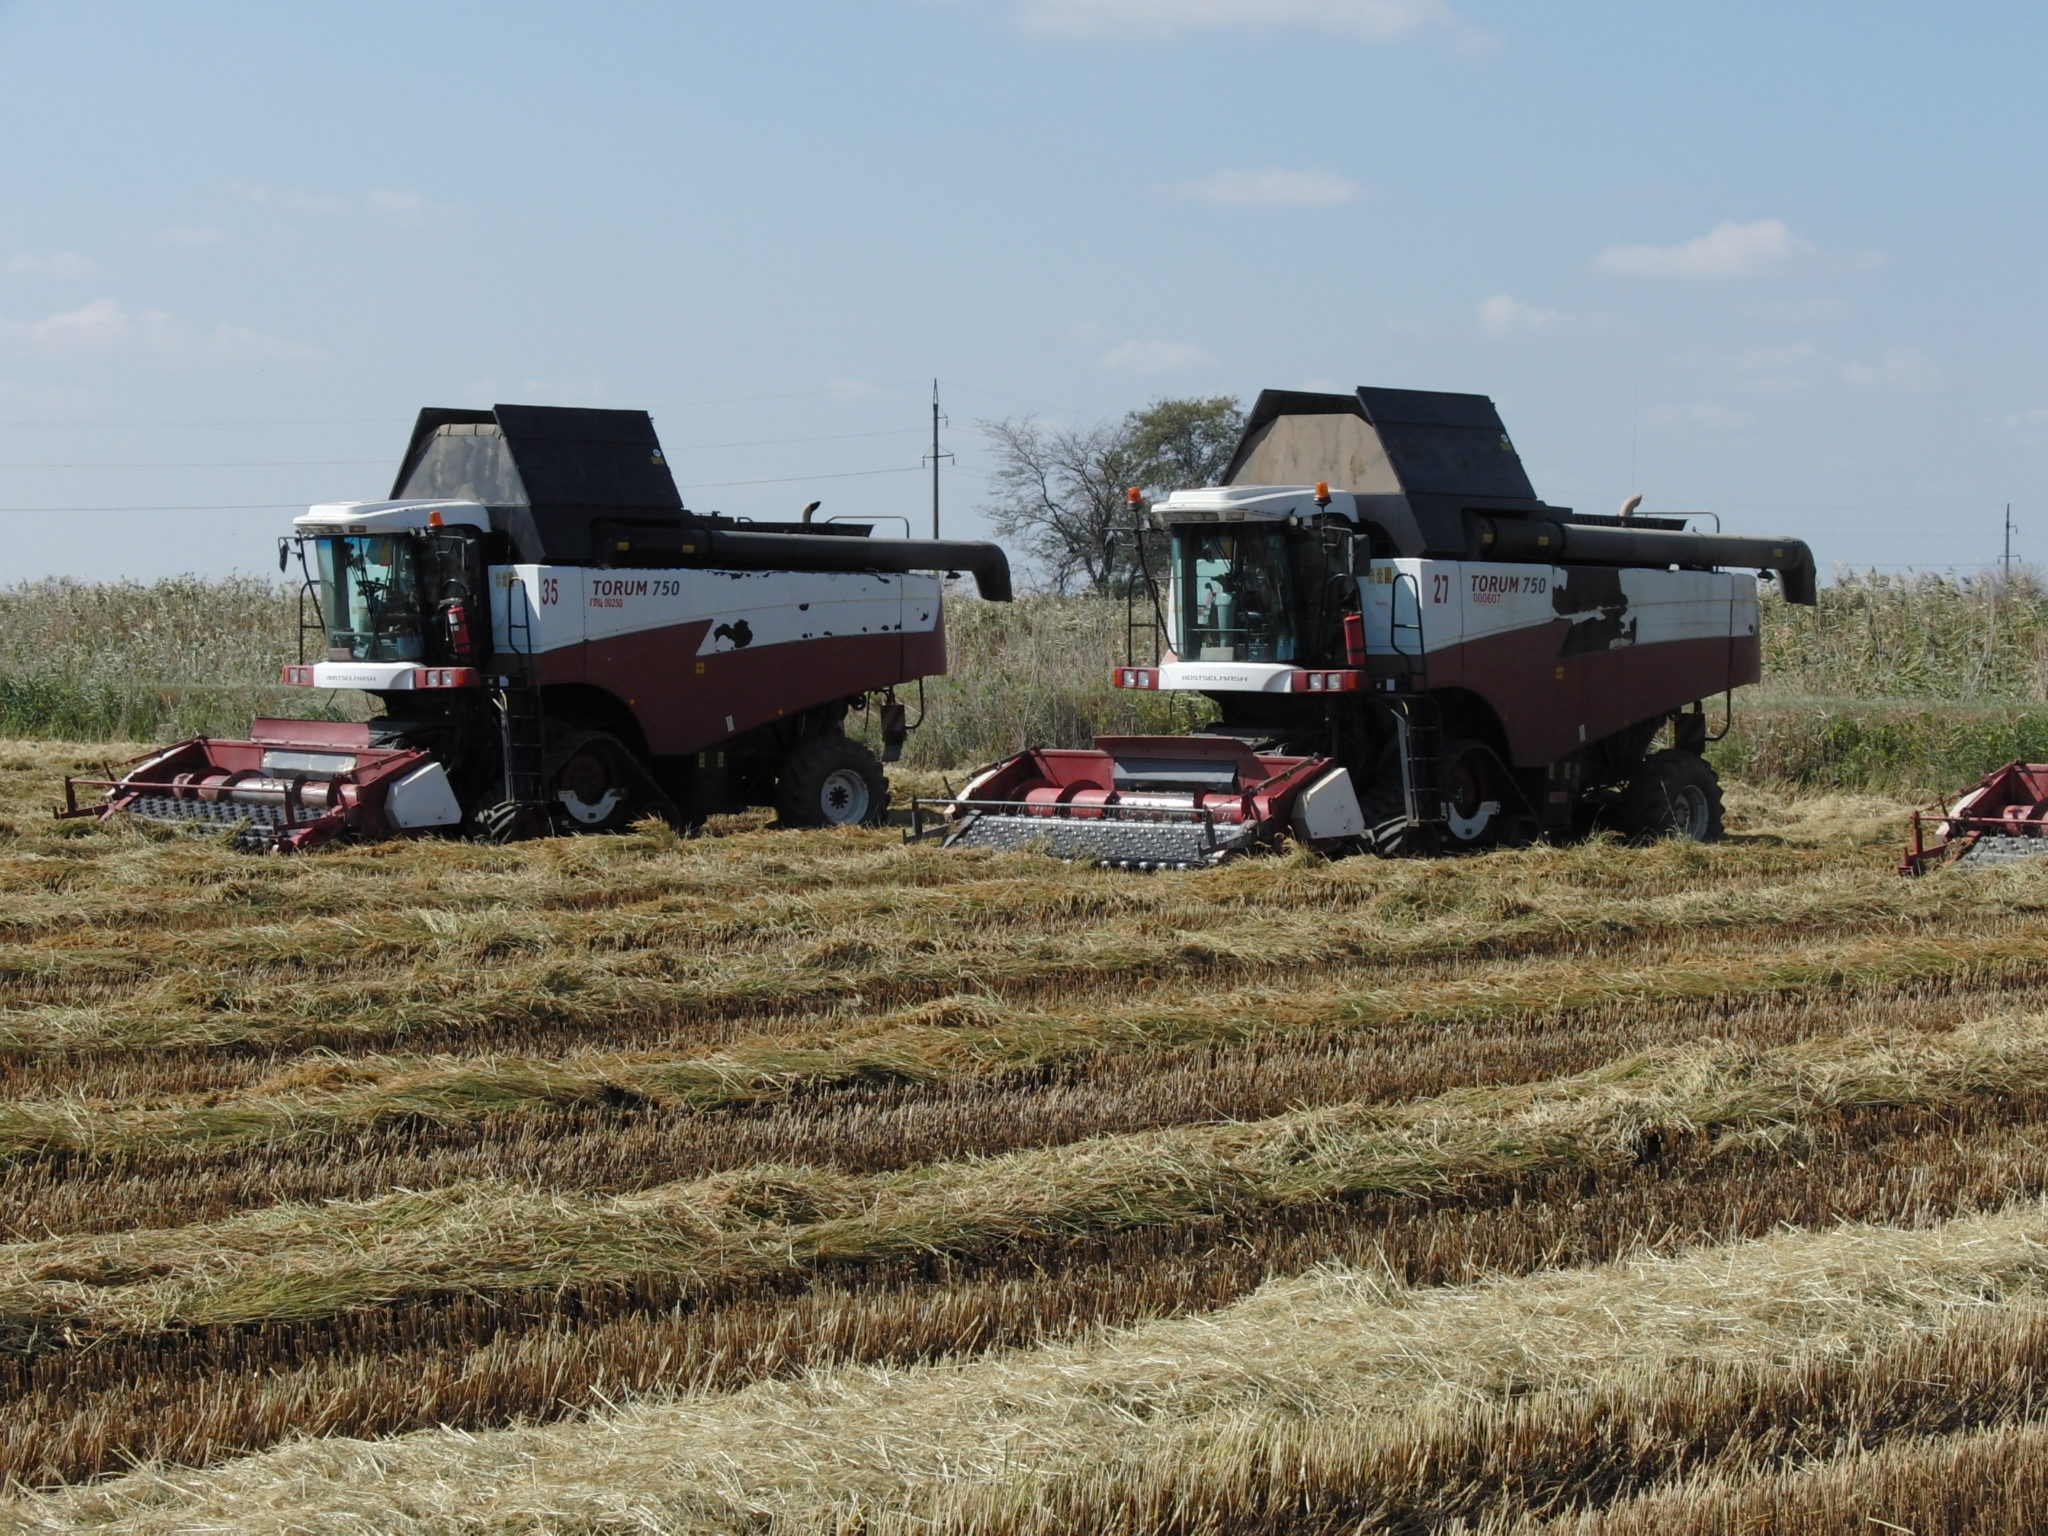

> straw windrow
[7,1014,2048,1344]
[16,1201,2048,1534]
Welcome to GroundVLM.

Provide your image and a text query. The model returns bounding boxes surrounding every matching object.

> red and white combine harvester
[61,404,1010,849]
[924,386,1817,867]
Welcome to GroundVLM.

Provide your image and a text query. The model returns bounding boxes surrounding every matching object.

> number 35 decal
[540,577,560,606]
[1431,572,1451,603]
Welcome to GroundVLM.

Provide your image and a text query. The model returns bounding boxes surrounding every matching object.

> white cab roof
[294,499,492,533]
[1151,484,1360,525]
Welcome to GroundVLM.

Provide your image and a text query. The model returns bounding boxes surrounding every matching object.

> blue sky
[1,0,2042,583]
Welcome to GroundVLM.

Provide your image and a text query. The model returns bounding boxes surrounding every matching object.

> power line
[0,381,931,431]
[663,427,924,452]
[676,465,921,490]
[0,416,401,429]
[0,460,929,510]
[0,428,926,470]
[0,458,388,469]
[0,501,300,513]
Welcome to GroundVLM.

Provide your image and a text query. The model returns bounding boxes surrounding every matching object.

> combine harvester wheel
[1619,749,1725,844]
[777,735,889,828]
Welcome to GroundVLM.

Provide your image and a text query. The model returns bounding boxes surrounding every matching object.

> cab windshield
[1172,526,1298,662]
[313,535,424,662]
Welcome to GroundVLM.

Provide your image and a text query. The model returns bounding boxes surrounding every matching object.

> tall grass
[0,576,355,740]
[880,594,1203,770]
[1722,571,2048,795]
[1762,568,2048,702]
[9,569,2048,789]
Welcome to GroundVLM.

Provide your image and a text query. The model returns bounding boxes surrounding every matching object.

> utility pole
[923,380,952,540]
[2004,502,2017,577]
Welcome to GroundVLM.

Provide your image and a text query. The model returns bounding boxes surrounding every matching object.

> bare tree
[980,396,1244,594]
[979,416,1146,594]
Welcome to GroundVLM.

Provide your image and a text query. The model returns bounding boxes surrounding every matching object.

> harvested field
[5,740,2048,1531]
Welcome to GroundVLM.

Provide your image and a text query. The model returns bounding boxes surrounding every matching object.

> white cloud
[150,224,227,248]
[1839,346,1946,395]
[233,182,440,221]
[3,251,106,281]
[0,380,98,419]
[1741,296,1851,324]
[1595,219,1819,279]
[1007,0,1466,39]
[1476,293,1567,336]
[1709,339,1946,397]
[2003,407,2048,442]
[1097,338,1220,375]
[1162,168,1362,207]
[1722,341,1825,395]
[0,298,186,357]
[1643,400,1752,432]
[827,377,893,401]
[0,298,321,364]
[233,181,349,214]
[366,188,437,224]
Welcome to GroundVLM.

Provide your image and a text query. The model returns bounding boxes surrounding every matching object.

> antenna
[2005,502,2017,577]
[923,380,953,540]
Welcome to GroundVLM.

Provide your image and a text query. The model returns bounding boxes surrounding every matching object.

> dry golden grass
[1519,1419,2048,1535]
[3,1083,2044,1491]
[6,1012,2048,1346]
[16,1201,2048,1534]
[12,737,2048,1524]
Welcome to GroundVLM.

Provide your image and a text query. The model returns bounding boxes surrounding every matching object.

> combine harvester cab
[1902,762,2048,873]
[62,404,1010,851]
[929,385,1815,868]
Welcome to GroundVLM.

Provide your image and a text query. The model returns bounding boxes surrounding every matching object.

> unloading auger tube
[58,401,1012,851]
[679,530,1012,602]
[924,381,1815,869]
[1470,517,1816,606]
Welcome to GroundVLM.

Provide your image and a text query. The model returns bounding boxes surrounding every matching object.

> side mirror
[277,538,290,573]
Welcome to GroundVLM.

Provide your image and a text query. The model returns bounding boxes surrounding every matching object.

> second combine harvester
[936,385,1816,867]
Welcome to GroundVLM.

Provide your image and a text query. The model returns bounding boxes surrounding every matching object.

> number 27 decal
[1431,573,1451,603]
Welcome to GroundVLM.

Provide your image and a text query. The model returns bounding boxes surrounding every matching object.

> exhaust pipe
[680,529,1013,602]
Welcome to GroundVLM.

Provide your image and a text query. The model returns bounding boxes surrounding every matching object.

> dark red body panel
[533,615,949,758]
[1424,627,1760,766]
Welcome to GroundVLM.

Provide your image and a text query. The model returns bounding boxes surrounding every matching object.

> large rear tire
[1619,748,1724,843]
[1359,737,1505,855]
[1439,737,1505,849]
[776,735,888,828]
[546,730,646,834]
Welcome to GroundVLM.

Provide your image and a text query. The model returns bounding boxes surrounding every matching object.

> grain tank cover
[391,404,684,563]
[1222,386,1554,556]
